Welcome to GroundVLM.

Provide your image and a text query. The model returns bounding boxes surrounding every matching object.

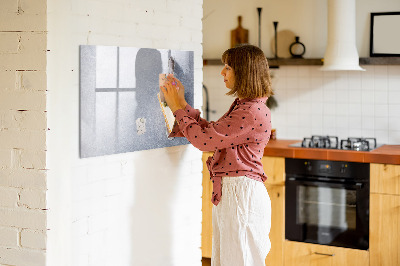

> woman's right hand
[168,74,187,108]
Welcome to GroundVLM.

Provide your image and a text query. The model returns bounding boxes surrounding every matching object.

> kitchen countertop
[263,139,400,165]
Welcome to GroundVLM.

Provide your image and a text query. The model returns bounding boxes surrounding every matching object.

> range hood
[320,0,365,71]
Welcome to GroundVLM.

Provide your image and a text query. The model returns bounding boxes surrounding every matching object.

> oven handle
[286,177,364,189]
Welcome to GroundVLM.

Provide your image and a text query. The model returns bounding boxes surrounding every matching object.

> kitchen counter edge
[263,139,400,165]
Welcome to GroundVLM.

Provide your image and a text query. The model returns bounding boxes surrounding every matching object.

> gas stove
[289,135,381,151]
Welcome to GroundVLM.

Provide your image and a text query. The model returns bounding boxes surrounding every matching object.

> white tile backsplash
[203,64,400,145]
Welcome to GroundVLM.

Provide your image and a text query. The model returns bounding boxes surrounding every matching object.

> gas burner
[301,135,339,149]
[290,136,380,151]
[340,137,377,151]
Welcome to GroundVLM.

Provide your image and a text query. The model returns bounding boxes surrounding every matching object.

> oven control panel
[286,158,369,180]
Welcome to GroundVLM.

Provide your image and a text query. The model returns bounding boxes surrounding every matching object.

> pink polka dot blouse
[169,97,272,206]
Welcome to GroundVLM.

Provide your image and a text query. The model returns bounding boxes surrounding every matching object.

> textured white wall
[46,0,203,265]
[0,0,48,265]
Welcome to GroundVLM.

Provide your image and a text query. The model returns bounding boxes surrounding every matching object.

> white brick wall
[0,0,48,265]
[46,0,203,266]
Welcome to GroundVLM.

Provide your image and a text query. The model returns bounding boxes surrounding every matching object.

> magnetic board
[79,45,194,158]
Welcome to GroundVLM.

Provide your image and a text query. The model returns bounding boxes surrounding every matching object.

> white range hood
[320,0,365,71]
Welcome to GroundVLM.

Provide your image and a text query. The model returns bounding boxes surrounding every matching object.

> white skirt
[212,176,271,266]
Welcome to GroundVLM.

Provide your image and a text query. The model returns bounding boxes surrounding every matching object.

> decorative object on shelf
[273,21,279,58]
[257,8,262,48]
[269,30,295,59]
[266,95,278,110]
[289,36,306,58]
[370,12,400,57]
[231,16,249,48]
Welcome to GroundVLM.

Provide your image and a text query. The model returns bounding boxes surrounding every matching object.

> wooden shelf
[359,57,400,65]
[203,57,400,67]
[203,58,323,67]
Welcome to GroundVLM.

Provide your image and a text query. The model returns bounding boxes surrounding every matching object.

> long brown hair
[221,44,273,99]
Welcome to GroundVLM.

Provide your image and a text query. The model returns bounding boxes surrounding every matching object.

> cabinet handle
[314,252,335,257]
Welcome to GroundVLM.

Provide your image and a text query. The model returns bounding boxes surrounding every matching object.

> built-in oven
[285,158,370,250]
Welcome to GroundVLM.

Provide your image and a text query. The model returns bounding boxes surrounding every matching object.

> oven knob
[340,164,347,174]
[305,162,312,171]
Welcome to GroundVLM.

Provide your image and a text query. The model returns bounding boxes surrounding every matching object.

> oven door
[285,177,369,250]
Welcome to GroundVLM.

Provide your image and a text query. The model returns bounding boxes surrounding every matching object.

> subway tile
[348,75,362,90]
[311,114,324,128]
[336,103,349,116]
[375,104,389,117]
[298,67,311,78]
[336,90,349,103]
[286,77,299,89]
[323,115,336,129]
[311,102,323,113]
[285,66,298,77]
[388,91,400,104]
[361,129,375,138]
[374,90,388,104]
[388,75,400,91]
[349,128,362,137]
[348,103,362,116]
[388,104,400,117]
[348,116,362,129]
[311,127,324,136]
[362,116,375,130]
[310,66,324,77]
[336,115,348,129]
[374,77,388,91]
[388,131,400,143]
[388,65,400,76]
[322,70,335,78]
[374,117,389,131]
[388,117,400,131]
[374,130,389,144]
[361,104,375,117]
[310,77,324,90]
[298,77,310,89]
[362,90,375,104]
[361,75,374,91]
[374,65,388,77]
[323,87,336,103]
[323,103,336,115]
[335,72,349,90]
[348,90,362,103]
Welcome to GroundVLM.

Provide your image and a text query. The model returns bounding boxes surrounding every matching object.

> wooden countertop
[263,139,400,165]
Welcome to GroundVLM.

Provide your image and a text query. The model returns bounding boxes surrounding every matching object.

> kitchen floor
[202,257,211,266]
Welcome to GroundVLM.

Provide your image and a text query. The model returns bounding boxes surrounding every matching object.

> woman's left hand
[160,76,185,113]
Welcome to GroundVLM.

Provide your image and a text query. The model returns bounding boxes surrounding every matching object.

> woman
[161,44,273,266]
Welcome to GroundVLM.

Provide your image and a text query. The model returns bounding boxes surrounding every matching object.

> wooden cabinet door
[202,152,213,258]
[284,241,369,266]
[262,156,285,186]
[370,163,400,195]
[264,184,284,266]
[370,193,400,266]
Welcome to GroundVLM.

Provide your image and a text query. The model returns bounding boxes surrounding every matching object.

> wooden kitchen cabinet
[202,152,213,258]
[284,241,369,266]
[370,193,400,266]
[370,163,400,195]
[201,154,286,266]
[264,184,285,266]
[370,163,400,266]
[262,156,285,266]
